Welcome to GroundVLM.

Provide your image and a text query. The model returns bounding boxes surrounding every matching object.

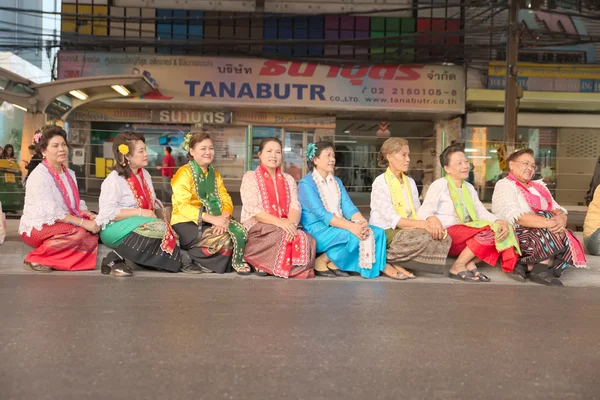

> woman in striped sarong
[492,148,586,286]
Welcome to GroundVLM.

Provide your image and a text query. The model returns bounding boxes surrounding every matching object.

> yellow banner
[489,61,600,79]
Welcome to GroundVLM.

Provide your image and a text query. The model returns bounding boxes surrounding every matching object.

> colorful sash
[383,168,416,219]
[43,159,85,219]
[189,161,247,270]
[312,170,375,270]
[255,164,308,276]
[507,173,586,267]
[445,175,521,254]
[128,168,176,255]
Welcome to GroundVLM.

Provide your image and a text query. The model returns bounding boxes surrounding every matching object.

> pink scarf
[507,172,553,212]
[43,159,86,219]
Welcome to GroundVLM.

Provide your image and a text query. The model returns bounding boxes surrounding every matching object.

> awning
[467,89,600,112]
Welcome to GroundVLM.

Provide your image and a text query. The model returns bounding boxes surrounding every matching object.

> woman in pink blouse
[240,137,316,279]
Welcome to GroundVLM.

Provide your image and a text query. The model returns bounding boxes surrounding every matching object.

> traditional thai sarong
[21,222,98,271]
[298,171,386,279]
[19,160,98,270]
[241,165,315,279]
[374,169,451,265]
[445,176,521,273]
[98,169,180,272]
[507,173,586,271]
[171,162,247,273]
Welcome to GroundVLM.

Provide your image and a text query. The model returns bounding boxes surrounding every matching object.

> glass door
[283,130,305,181]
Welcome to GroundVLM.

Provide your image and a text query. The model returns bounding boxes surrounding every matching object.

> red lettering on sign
[257,61,424,83]
[63,70,80,78]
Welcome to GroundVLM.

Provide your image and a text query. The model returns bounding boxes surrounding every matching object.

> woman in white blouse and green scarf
[417,144,520,282]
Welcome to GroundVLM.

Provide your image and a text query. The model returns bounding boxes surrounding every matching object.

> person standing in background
[410,160,425,195]
[157,146,175,201]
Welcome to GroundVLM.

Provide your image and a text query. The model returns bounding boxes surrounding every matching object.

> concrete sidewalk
[3,218,600,288]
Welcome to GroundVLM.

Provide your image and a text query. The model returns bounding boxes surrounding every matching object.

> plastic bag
[0,202,6,245]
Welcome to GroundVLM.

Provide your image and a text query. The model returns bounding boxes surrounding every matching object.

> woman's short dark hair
[258,137,282,154]
[165,146,172,154]
[307,141,335,171]
[439,143,465,167]
[113,131,145,179]
[38,125,67,152]
[507,148,535,166]
[186,132,212,160]
[28,145,36,151]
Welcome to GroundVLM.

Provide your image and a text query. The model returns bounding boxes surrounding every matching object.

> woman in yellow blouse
[171,132,250,275]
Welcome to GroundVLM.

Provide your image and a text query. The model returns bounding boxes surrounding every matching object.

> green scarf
[383,168,416,219]
[445,175,521,254]
[189,161,222,217]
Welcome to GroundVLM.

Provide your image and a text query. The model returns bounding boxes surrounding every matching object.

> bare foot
[383,264,410,280]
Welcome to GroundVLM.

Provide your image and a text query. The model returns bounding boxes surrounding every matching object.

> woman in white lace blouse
[19,125,100,273]
[96,131,182,277]
[417,144,519,282]
[369,138,451,279]
[492,148,586,286]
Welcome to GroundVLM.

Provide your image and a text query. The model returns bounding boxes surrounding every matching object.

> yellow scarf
[383,168,416,219]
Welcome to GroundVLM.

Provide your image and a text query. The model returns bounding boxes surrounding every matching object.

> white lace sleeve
[96,173,124,229]
[536,180,568,215]
[18,168,69,236]
[491,179,526,225]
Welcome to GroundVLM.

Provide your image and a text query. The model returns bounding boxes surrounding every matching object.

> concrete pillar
[20,112,46,175]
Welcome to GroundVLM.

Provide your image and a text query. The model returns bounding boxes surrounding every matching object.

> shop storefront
[58,52,465,203]
[466,63,600,206]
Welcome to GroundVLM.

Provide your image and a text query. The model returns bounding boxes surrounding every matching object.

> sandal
[236,264,252,276]
[383,267,410,281]
[449,270,479,282]
[23,261,52,273]
[392,265,416,279]
[530,271,563,287]
[467,267,490,282]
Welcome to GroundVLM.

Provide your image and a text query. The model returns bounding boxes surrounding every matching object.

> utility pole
[504,0,521,155]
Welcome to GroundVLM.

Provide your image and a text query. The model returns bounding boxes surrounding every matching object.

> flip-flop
[468,267,491,282]
[449,270,479,282]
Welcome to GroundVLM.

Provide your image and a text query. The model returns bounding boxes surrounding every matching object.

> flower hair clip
[305,143,317,160]
[33,129,43,144]
[118,144,129,166]
[182,132,193,151]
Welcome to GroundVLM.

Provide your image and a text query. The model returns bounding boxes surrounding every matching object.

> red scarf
[507,173,553,212]
[254,164,308,277]
[43,159,86,219]
[127,169,154,210]
[255,164,290,218]
[127,169,176,255]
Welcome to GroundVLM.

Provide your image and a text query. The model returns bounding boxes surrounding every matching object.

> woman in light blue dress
[298,141,404,280]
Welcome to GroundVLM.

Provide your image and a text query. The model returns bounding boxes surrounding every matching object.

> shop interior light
[111,85,130,96]
[12,103,27,111]
[464,148,479,152]
[335,140,357,144]
[69,90,88,100]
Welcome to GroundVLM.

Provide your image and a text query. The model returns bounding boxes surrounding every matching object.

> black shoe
[181,263,204,274]
[255,270,269,276]
[101,252,133,277]
[315,269,337,278]
[330,269,349,277]
[508,264,527,282]
[530,271,563,287]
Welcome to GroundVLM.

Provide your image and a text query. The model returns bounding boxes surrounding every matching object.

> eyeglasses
[514,160,537,171]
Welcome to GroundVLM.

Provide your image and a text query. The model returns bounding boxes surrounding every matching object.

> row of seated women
[19,126,586,286]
